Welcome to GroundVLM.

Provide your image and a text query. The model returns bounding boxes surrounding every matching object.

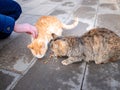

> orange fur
[27,16,78,58]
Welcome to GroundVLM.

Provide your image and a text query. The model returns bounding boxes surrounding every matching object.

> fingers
[14,23,38,38]
[30,26,38,38]
[28,30,36,38]
[33,26,38,38]
[27,29,36,38]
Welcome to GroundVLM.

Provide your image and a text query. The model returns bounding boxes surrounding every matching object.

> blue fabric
[0,0,22,39]
[0,0,22,20]
[0,14,15,34]
[0,32,11,39]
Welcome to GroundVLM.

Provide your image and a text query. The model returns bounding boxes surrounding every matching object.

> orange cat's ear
[52,33,58,39]
[27,44,33,49]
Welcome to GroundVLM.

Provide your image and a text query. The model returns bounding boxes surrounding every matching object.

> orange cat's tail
[62,17,79,30]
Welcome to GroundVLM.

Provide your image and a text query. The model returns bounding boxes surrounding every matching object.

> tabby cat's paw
[61,60,69,65]
[95,60,104,64]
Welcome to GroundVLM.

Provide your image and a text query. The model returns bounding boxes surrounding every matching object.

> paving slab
[13,58,86,90]
[0,32,20,50]
[0,34,35,74]
[0,69,20,90]
[82,61,120,90]
[0,70,14,90]
[74,6,97,19]
[96,14,120,36]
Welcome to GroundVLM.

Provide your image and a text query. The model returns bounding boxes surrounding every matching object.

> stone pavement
[0,0,120,90]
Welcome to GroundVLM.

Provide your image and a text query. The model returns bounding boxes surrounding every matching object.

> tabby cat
[27,16,78,58]
[50,28,120,65]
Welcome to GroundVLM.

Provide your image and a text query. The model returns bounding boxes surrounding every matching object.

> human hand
[14,23,38,38]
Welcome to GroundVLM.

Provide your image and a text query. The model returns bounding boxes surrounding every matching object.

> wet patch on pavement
[99,3,118,10]
[50,9,66,16]
[62,2,75,7]
[98,3,119,14]
[24,4,57,15]
[81,0,98,5]
[49,9,74,24]
[50,0,63,2]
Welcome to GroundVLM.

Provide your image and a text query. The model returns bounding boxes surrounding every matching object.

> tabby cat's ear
[27,44,33,49]
[52,33,58,39]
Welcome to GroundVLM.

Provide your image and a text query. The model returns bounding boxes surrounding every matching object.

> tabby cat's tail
[62,17,79,30]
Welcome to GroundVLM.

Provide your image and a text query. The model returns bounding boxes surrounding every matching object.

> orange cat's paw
[61,60,69,65]
[95,61,105,64]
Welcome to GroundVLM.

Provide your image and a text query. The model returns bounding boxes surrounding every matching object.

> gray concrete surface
[0,0,120,90]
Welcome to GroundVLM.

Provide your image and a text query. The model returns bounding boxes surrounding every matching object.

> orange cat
[27,16,78,58]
